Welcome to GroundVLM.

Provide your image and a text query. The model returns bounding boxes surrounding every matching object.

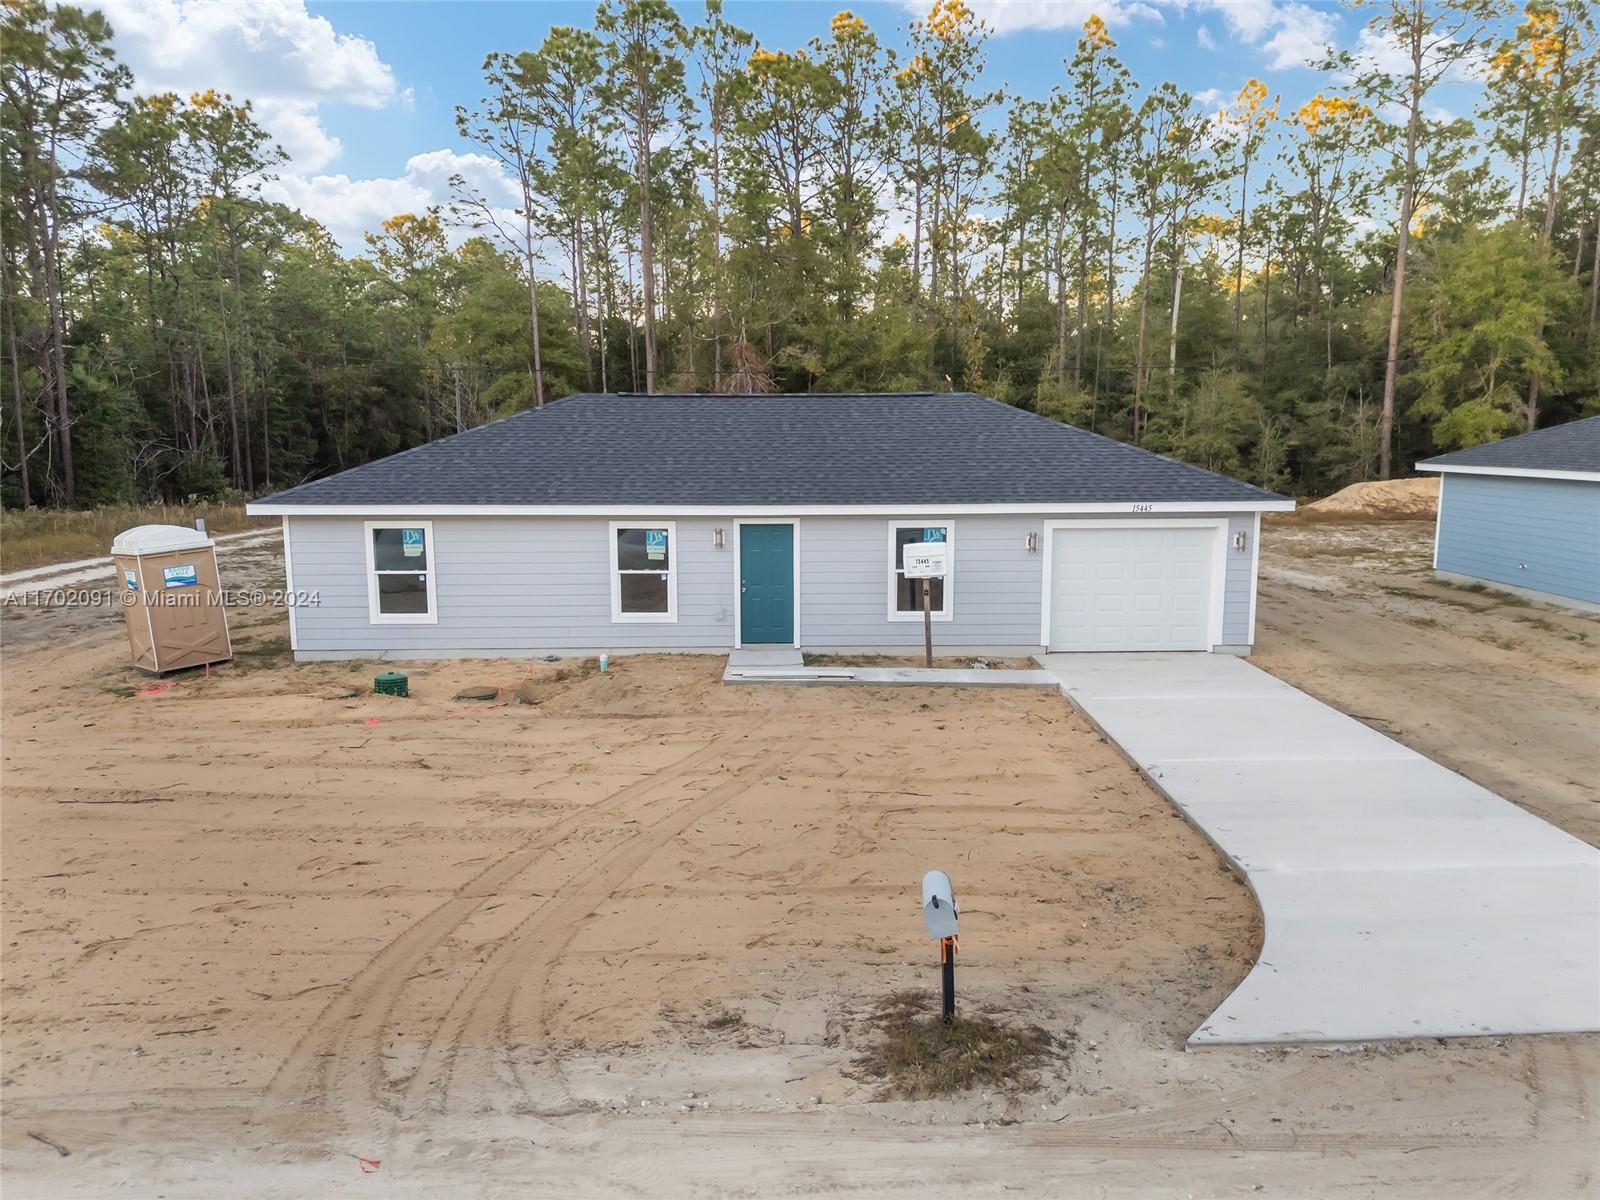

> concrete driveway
[1037,653,1600,1045]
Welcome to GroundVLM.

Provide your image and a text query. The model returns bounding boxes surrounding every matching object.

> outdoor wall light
[713,527,725,549]
[1026,531,1039,553]
[1233,530,1248,552]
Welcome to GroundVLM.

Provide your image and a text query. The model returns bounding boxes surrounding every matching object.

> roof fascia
[249,499,1297,517]
[1415,463,1600,482]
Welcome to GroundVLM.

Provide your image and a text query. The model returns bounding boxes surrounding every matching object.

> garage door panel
[1050,526,1216,652]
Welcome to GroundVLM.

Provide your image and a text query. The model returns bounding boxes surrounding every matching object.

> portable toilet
[112,524,233,674]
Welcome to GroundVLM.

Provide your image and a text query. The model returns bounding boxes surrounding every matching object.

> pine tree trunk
[710,111,724,391]
[41,198,73,505]
[4,263,32,507]
[524,208,546,406]
[572,219,594,390]
[218,293,240,489]
[635,82,658,394]
[1167,236,1185,390]
[1133,223,1156,444]
[1233,148,1250,343]
[1589,209,1599,334]
[1379,16,1424,481]
[1054,212,1068,384]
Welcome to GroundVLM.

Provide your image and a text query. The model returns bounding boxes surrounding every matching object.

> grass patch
[1266,510,1435,528]
[1436,578,1535,608]
[1379,584,1484,610]
[1276,543,1374,559]
[852,990,1062,1101]
[0,500,273,572]
[1512,614,1561,633]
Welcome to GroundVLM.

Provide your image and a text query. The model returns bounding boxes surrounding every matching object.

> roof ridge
[251,390,1291,508]
[561,391,950,399]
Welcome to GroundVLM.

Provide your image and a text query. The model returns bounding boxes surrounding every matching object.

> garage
[1046,522,1220,651]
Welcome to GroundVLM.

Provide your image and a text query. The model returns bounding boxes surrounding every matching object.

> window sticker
[402,528,425,558]
[923,527,946,543]
[163,563,198,588]
[645,529,667,560]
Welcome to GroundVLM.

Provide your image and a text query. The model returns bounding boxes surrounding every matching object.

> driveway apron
[1036,653,1600,1045]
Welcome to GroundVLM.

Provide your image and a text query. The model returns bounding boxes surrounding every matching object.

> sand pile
[1303,476,1439,518]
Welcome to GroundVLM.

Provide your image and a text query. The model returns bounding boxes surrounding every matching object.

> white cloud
[95,0,402,188]
[98,0,396,108]
[261,149,526,251]
[913,0,1163,35]
[1350,24,1484,84]
[1191,0,1336,69]
[250,98,343,173]
[405,149,522,209]
[262,171,430,249]
[947,0,1334,69]
[1258,2,1337,70]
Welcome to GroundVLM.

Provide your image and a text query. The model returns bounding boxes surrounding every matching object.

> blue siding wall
[1436,474,1600,603]
[284,511,1261,658]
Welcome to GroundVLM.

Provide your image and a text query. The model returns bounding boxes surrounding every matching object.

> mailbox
[921,870,959,939]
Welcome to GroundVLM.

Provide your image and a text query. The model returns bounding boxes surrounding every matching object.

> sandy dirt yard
[1256,518,1600,846]
[2,527,1597,1198]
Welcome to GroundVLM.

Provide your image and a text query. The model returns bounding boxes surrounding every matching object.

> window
[365,521,437,624]
[888,521,953,621]
[611,522,676,622]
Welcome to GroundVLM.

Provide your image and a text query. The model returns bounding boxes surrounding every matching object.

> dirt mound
[1303,476,1439,519]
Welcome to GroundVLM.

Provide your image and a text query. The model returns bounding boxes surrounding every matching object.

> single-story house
[246,392,1293,661]
[1416,415,1600,611]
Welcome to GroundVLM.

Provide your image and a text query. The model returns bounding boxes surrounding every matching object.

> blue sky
[91,0,1482,251]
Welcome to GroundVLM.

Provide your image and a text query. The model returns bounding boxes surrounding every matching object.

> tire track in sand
[254,734,739,1123]
[403,742,795,1120]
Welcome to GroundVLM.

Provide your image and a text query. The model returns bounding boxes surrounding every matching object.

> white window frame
[886,519,955,622]
[610,520,678,623]
[364,519,439,625]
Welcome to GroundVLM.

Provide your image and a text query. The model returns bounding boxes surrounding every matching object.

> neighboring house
[1416,415,1600,611]
[246,392,1293,661]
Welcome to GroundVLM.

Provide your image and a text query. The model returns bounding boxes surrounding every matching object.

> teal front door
[740,523,795,644]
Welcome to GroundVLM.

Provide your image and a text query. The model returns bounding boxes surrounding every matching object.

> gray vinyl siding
[1221,513,1255,645]
[1436,474,1600,604]
[285,511,1261,658]
[288,516,734,655]
[798,515,1042,648]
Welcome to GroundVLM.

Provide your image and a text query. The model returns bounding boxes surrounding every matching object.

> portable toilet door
[111,524,233,674]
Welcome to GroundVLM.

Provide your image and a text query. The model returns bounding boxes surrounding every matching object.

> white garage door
[1049,525,1216,651]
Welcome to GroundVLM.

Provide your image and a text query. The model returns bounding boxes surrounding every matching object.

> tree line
[3,0,1597,508]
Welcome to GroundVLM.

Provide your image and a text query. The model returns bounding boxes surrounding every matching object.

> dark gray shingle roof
[257,392,1286,507]
[1417,415,1600,474]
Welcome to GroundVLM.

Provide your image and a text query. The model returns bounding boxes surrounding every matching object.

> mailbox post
[902,543,947,668]
[921,869,959,1023]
